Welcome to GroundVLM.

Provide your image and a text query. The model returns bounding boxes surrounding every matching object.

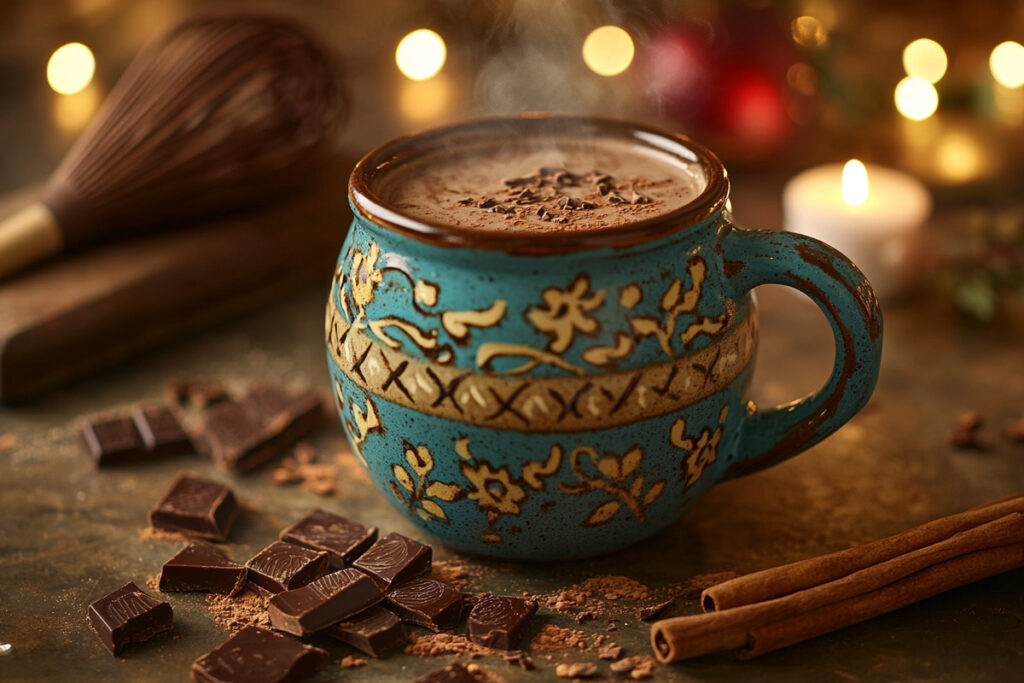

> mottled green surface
[2,254,1023,682]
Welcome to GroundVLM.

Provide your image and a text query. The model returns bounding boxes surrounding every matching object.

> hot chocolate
[376,136,706,233]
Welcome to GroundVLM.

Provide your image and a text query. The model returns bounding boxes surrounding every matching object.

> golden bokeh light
[395,29,447,81]
[398,74,452,122]
[990,41,1024,88]
[902,38,947,84]
[53,82,100,132]
[47,42,95,95]
[791,16,827,49]
[935,131,984,183]
[786,62,818,96]
[894,76,938,120]
[582,25,635,76]
[841,159,869,206]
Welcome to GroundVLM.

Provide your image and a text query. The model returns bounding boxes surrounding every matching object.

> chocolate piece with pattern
[466,596,538,650]
[268,568,384,636]
[386,577,462,632]
[280,508,377,569]
[148,472,238,541]
[159,541,247,595]
[352,531,431,589]
[245,541,328,595]
[329,605,406,657]
[87,582,173,655]
[190,626,328,683]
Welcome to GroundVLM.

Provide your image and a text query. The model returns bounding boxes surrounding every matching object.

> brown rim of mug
[348,113,730,254]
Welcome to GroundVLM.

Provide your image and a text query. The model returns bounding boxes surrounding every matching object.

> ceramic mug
[326,115,882,560]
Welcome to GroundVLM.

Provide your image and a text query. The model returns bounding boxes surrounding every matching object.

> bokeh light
[902,38,947,83]
[791,16,827,49]
[935,131,984,183]
[46,42,95,95]
[841,159,868,206]
[398,74,452,122]
[990,41,1024,88]
[582,26,635,76]
[894,76,938,120]
[395,29,447,81]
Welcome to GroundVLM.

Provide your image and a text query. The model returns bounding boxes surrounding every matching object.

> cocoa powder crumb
[528,624,593,653]
[676,571,740,600]
[610,655,657,679]
[138,526,188,543]
[598,644,622,661]
[339,656,367,668]
[145,575,161,592]
[432,559,471,589]
[204,589,270,631]
[269,445,363,496]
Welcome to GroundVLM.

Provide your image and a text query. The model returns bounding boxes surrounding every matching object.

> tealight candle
[783,160,931,300]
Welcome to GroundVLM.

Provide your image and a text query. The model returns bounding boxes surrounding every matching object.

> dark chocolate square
[466,596,538,650]
[80,417,145,466]
[159,541,247,595]
[87,582,173,655]
[329,605,406,657]
[353,532,431,589]
[148,472,238,541]
[246,541,329,595]
[386,577,462,632]
[268,568,383,636]
[191,626,328,683]
[132,406,194,458]
[280,508,377,569]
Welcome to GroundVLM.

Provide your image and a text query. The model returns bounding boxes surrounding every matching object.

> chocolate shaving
[478,197,497,209]
[503,176,534,188]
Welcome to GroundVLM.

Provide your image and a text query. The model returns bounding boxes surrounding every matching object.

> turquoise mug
[326,115,882,560]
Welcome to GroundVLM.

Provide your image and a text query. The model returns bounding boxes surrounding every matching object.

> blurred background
[0,0,1022,400]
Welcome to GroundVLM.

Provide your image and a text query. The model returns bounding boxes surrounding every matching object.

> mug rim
[348,113,730,254]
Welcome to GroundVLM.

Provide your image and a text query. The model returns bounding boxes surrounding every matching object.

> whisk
[0,11,346,278]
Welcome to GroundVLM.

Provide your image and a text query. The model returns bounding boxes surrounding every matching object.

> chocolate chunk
[80,417,145,466]
[246,541,329,595]
[578,200,597,210]
[487,204,510,214]
[502,175,534,188]
[204,385,323,473]
[639,599,672,621]
[607,191,627,203]
[268,568,384,636]
[386,577,462,631]
[159,541,247,595]
[536,208,552,221]
[168,378,229,408]
[353,532,431,589]
[413,662,480,683]
[554,170,577,186]
[596,181,610,195]
[462,591,492,610]
[191,626,327,683]
[477,197,497,209]
[279,508,377,569]
[133,406,194,458]
[466,596,537,650]
[148,472,238,541]
[329,605,406,657]
[87,582,172,655]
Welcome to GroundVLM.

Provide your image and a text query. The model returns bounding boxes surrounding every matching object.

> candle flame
[841,160,868,206]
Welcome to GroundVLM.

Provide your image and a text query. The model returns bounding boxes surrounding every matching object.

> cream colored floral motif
[351,242,383,308]
[629,257,727,358]
[581,332,634,367]
[457,437,563,542]
[336,381,382,469]
[390,442,463,523]
[441,301,507,340]
[476,342,585,376]
[339,241,506,361]
[671,405,729,491]
[558,445,666,526]
[619,284,643,308]
[527,274,606,353]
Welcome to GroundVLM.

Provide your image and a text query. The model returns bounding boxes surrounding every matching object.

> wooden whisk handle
[0,202,64,279]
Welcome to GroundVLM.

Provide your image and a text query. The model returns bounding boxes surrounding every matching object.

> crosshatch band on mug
[326,114,883,560]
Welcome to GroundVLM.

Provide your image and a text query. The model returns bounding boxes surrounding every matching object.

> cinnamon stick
[702,494,1024,612]
[650,512,1024,662]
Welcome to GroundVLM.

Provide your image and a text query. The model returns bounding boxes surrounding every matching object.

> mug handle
[719,224,883,478]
